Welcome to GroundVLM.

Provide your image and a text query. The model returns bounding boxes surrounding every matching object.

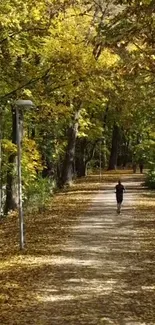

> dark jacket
[115,184,125,203]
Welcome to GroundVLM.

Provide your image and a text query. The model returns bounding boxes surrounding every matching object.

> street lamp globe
[15,99,35,107]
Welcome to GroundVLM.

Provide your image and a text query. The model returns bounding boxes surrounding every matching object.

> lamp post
[15,99,34,250]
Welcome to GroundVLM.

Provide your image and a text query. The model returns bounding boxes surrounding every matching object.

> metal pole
[16,106,24,250]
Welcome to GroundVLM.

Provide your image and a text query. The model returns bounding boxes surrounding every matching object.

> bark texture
[108,123,120,170]
[61,109,81,186]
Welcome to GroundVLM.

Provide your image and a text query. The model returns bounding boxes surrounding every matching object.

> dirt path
[33,175,155,324]
[1,174,155,324]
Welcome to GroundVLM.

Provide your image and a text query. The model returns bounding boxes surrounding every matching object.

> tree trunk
[4,106,18,214]
[108,123,120,170]
[75,138,87,177]
[76,139,99,177]
[102,105,109,169]
[61,109,81,186]
[76,159,87,177]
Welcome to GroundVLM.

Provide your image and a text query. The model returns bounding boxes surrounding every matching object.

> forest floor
[1,171,155,325]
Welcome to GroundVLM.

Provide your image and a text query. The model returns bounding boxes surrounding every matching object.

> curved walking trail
[1,173,155,324]
[45,175,154,325]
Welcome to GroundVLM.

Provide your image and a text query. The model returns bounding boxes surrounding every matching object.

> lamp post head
[15,99,35,108]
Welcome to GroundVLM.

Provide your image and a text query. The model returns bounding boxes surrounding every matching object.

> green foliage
[1,0,155,210]
[22,137,43,183]
[2,139,17,154]
[23,175,55,212]
[145,166,155,189]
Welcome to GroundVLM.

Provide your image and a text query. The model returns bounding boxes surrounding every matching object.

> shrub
[145,166,155,189]
[23,175,56,212]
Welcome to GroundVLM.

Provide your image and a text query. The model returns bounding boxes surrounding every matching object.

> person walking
[115,180,125,213]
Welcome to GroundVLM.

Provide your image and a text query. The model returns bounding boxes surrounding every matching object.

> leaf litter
[1,173,155,324]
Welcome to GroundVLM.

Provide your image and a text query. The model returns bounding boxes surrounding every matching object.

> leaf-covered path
[1,173,155,325]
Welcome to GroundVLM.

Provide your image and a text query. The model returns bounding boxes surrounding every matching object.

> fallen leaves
[0,172,155,324]
[0,175,101,324]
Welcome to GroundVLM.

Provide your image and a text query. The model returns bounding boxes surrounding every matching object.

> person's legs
[117,202,121,213]
[117,199,123,213]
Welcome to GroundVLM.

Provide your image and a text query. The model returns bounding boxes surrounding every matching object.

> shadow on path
[1,174,155,325]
